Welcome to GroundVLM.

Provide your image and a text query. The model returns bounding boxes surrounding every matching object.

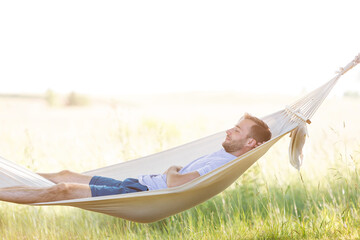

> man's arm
[165,166,200,188]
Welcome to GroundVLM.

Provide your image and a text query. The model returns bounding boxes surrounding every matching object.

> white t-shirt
[138,149,236,191]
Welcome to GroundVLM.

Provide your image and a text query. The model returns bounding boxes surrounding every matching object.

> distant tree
[66,92,90,106]
[45,89,60,107]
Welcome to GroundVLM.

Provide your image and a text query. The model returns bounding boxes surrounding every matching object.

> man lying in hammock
[0,113,271,204]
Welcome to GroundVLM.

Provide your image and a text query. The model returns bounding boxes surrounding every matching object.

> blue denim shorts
[89,176,148,197]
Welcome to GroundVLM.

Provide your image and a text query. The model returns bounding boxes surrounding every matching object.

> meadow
[0,92,359,239]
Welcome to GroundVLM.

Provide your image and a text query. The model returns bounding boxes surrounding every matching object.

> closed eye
[235,125,241,132]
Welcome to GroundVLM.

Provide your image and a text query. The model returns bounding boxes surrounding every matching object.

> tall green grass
[0,145,359,239]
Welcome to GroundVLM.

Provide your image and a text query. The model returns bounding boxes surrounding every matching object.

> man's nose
[226,129,232,135]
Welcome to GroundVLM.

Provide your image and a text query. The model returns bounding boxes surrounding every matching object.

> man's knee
[52,183,71,195]
[50,182,91,200]
[57,170,73,176]
[38,183,71,202]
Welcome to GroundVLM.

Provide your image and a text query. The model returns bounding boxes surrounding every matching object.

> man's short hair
[243,113,271,143]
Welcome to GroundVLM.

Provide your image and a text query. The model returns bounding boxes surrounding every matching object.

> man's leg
[0,183,91,204]
[38,170,93,184]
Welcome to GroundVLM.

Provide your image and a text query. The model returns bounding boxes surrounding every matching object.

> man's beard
[222,138,246,153]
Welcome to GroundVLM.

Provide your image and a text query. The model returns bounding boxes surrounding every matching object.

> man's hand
[163,165,183,175]
[164,165,200,188]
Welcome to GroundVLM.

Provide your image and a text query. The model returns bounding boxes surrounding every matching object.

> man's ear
[247,138,257,148]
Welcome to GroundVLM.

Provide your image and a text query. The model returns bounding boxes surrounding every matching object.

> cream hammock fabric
[0,54,359,223]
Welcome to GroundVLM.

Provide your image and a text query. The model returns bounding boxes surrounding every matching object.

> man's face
[222,119,255,153]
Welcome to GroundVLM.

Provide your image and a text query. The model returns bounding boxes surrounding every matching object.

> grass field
[0,92,359,239]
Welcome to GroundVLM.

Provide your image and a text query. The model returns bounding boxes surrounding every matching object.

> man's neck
[227,148,249,157]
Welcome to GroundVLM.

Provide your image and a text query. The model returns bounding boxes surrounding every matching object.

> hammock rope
[0,53,359,223]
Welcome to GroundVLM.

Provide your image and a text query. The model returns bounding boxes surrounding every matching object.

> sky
[0,1,359,96]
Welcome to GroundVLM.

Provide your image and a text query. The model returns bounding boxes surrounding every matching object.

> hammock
[0,54,359,223]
